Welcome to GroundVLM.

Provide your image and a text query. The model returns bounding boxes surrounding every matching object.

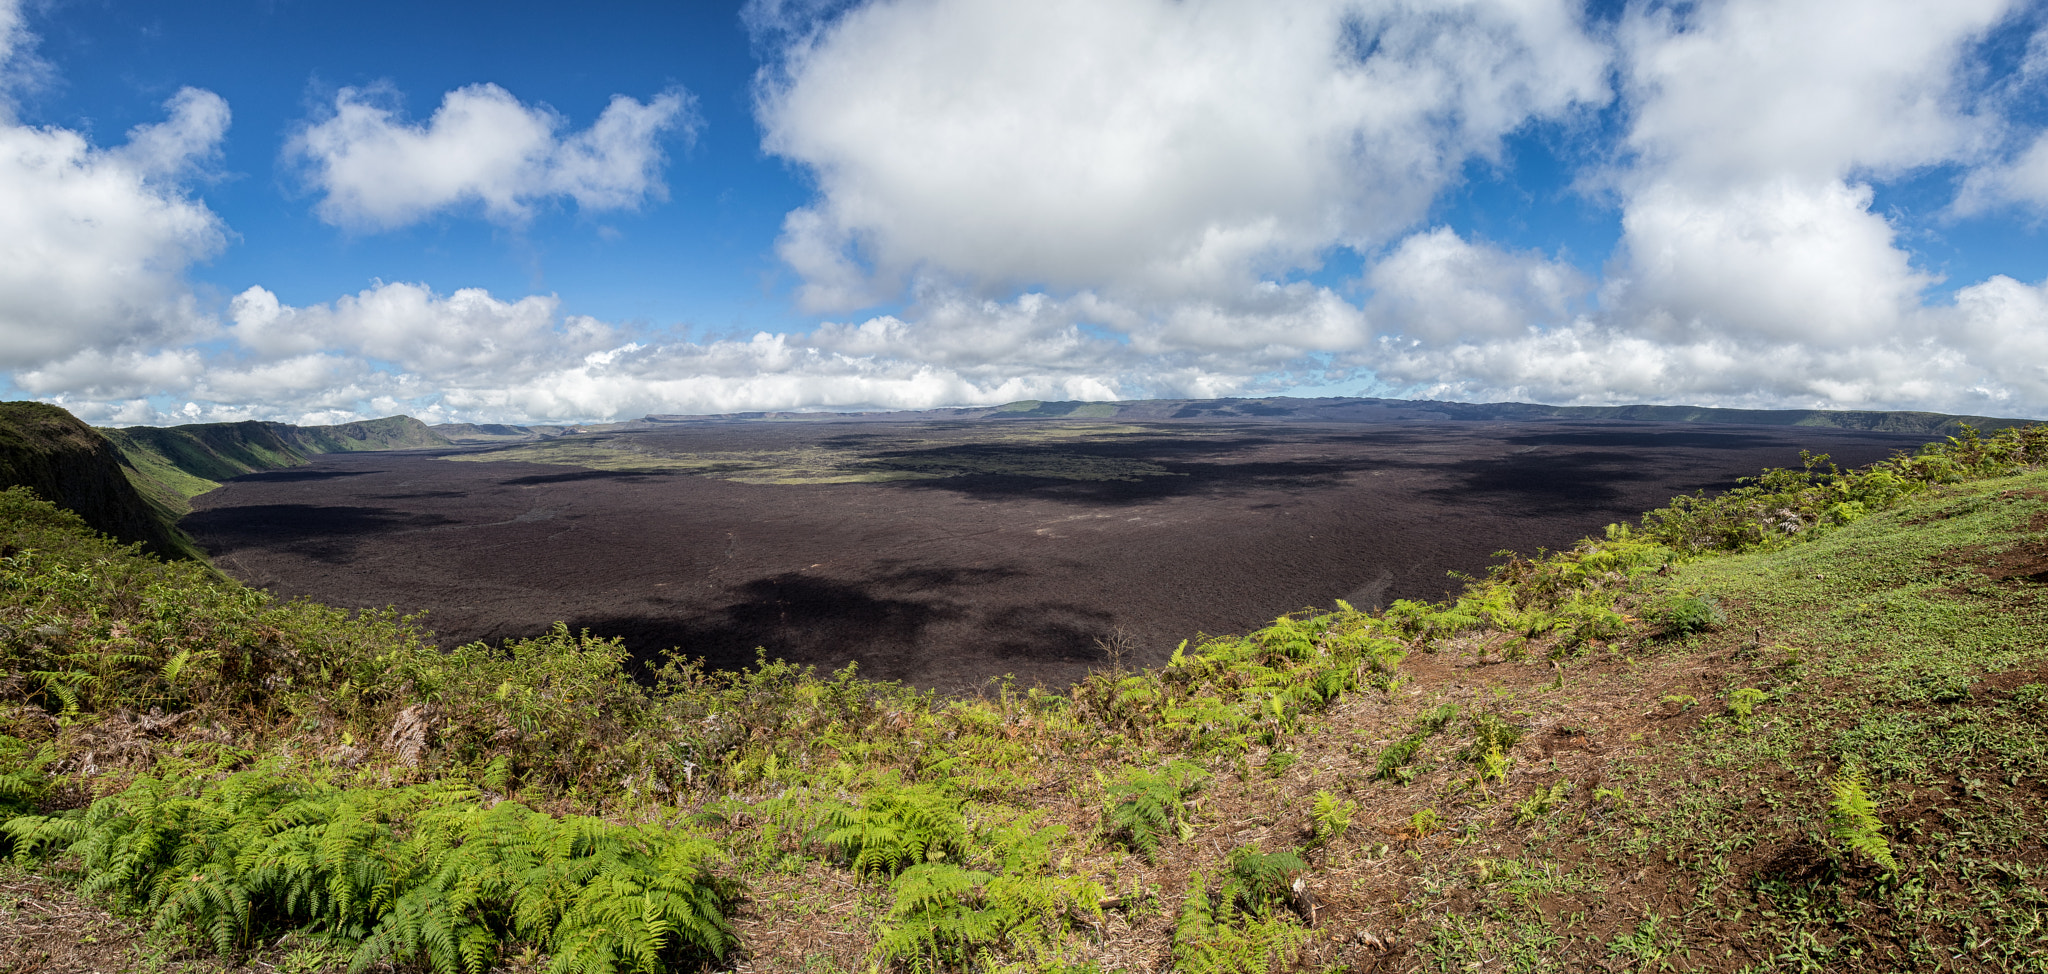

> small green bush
[1650,593,1724,639]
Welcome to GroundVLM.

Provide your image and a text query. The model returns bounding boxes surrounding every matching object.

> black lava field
[184,419,1930,691]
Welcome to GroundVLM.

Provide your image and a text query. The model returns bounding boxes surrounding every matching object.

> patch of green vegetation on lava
[444,436,939,483]
[444,423,1189,484]
[3,422,2048,972]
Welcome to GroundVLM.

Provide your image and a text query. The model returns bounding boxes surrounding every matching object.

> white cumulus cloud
[16,0,2048,426]
[229,283,613,375]
[1351,0,2044,414]
[756,0,1609,310]
[1603,0,2009,339]
[288,82,697,230]
[1364,228,1589,344]
[0,85,229,369]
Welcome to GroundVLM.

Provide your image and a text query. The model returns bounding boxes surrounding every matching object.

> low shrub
[1649,593,1725,639]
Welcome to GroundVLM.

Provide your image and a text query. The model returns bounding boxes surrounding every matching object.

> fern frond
[821,782,966,879]
[1828,767,1898,872]
[1105,761,1206,861]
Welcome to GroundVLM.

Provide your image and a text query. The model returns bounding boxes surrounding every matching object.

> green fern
[25,668,92,715]
[1373,704,1460,783]
[4,769,738,974]
[1416,702,1461,734]
[873,862,1001,970]
[0,738,53,825]
[873,820,1102,971]
[1307,791,1355,845]
[821,782,966,879]
[1104,760,1207,861]
[1220,846,1306,919]
[1726,687,1768,722]
[1462,713,1522,758]
[1170,868,1312,974]
[1827,767,1898,873]
[1460,713,1522,786]
[1512,781,1572,825]
[1372,733,1426,783]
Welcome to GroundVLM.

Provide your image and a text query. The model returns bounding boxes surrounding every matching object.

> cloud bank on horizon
[5,0,2048,426]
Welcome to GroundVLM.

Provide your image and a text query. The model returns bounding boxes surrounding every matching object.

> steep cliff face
[0,402,198,559]
[0,405,453,560]
[102,415,454,516]
[277,416,448,453]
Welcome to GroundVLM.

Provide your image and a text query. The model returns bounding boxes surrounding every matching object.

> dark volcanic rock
[185,417,1934,691]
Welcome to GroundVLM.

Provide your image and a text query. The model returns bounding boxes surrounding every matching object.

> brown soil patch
[1934,491,2048,590]
[0,867,145,973]
[1982,541,2048,584]
[183,419,1927,692]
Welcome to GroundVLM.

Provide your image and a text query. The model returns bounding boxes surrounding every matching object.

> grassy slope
[1383,473,2048,972]
[0,402,203,560]
[0,428,2044,972]
[101,415,451,516]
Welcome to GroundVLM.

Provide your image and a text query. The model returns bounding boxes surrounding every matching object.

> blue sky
[19,1,808,334]
[4,0,2048,425]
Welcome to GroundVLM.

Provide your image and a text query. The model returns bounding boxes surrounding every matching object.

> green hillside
[0,403,451,566]
[1,424,2045,971]
[0,402,202,560]
[101,414,450,515]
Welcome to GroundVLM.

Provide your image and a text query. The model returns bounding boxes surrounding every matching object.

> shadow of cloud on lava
[567,561,1089,685]
[573,590,1123,688]
[182,504,459,564]
[239,468,379,483]
[1427,450,1653,510]
[977,602,1119,664]
[582,572,969,676]
[1502,428,1786,450]
[497,468,679,486]
[869,435,1392,504]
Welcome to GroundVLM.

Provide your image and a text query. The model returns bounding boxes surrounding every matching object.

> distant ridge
[631,395,2033,436]
[431,421,581,445]
[2,405,457,559]
[104,416,451,517]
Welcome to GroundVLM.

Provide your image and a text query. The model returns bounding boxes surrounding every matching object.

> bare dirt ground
[183,419,1928,691]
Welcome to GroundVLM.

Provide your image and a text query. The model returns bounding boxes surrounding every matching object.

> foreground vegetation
[1,425,2046,972]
